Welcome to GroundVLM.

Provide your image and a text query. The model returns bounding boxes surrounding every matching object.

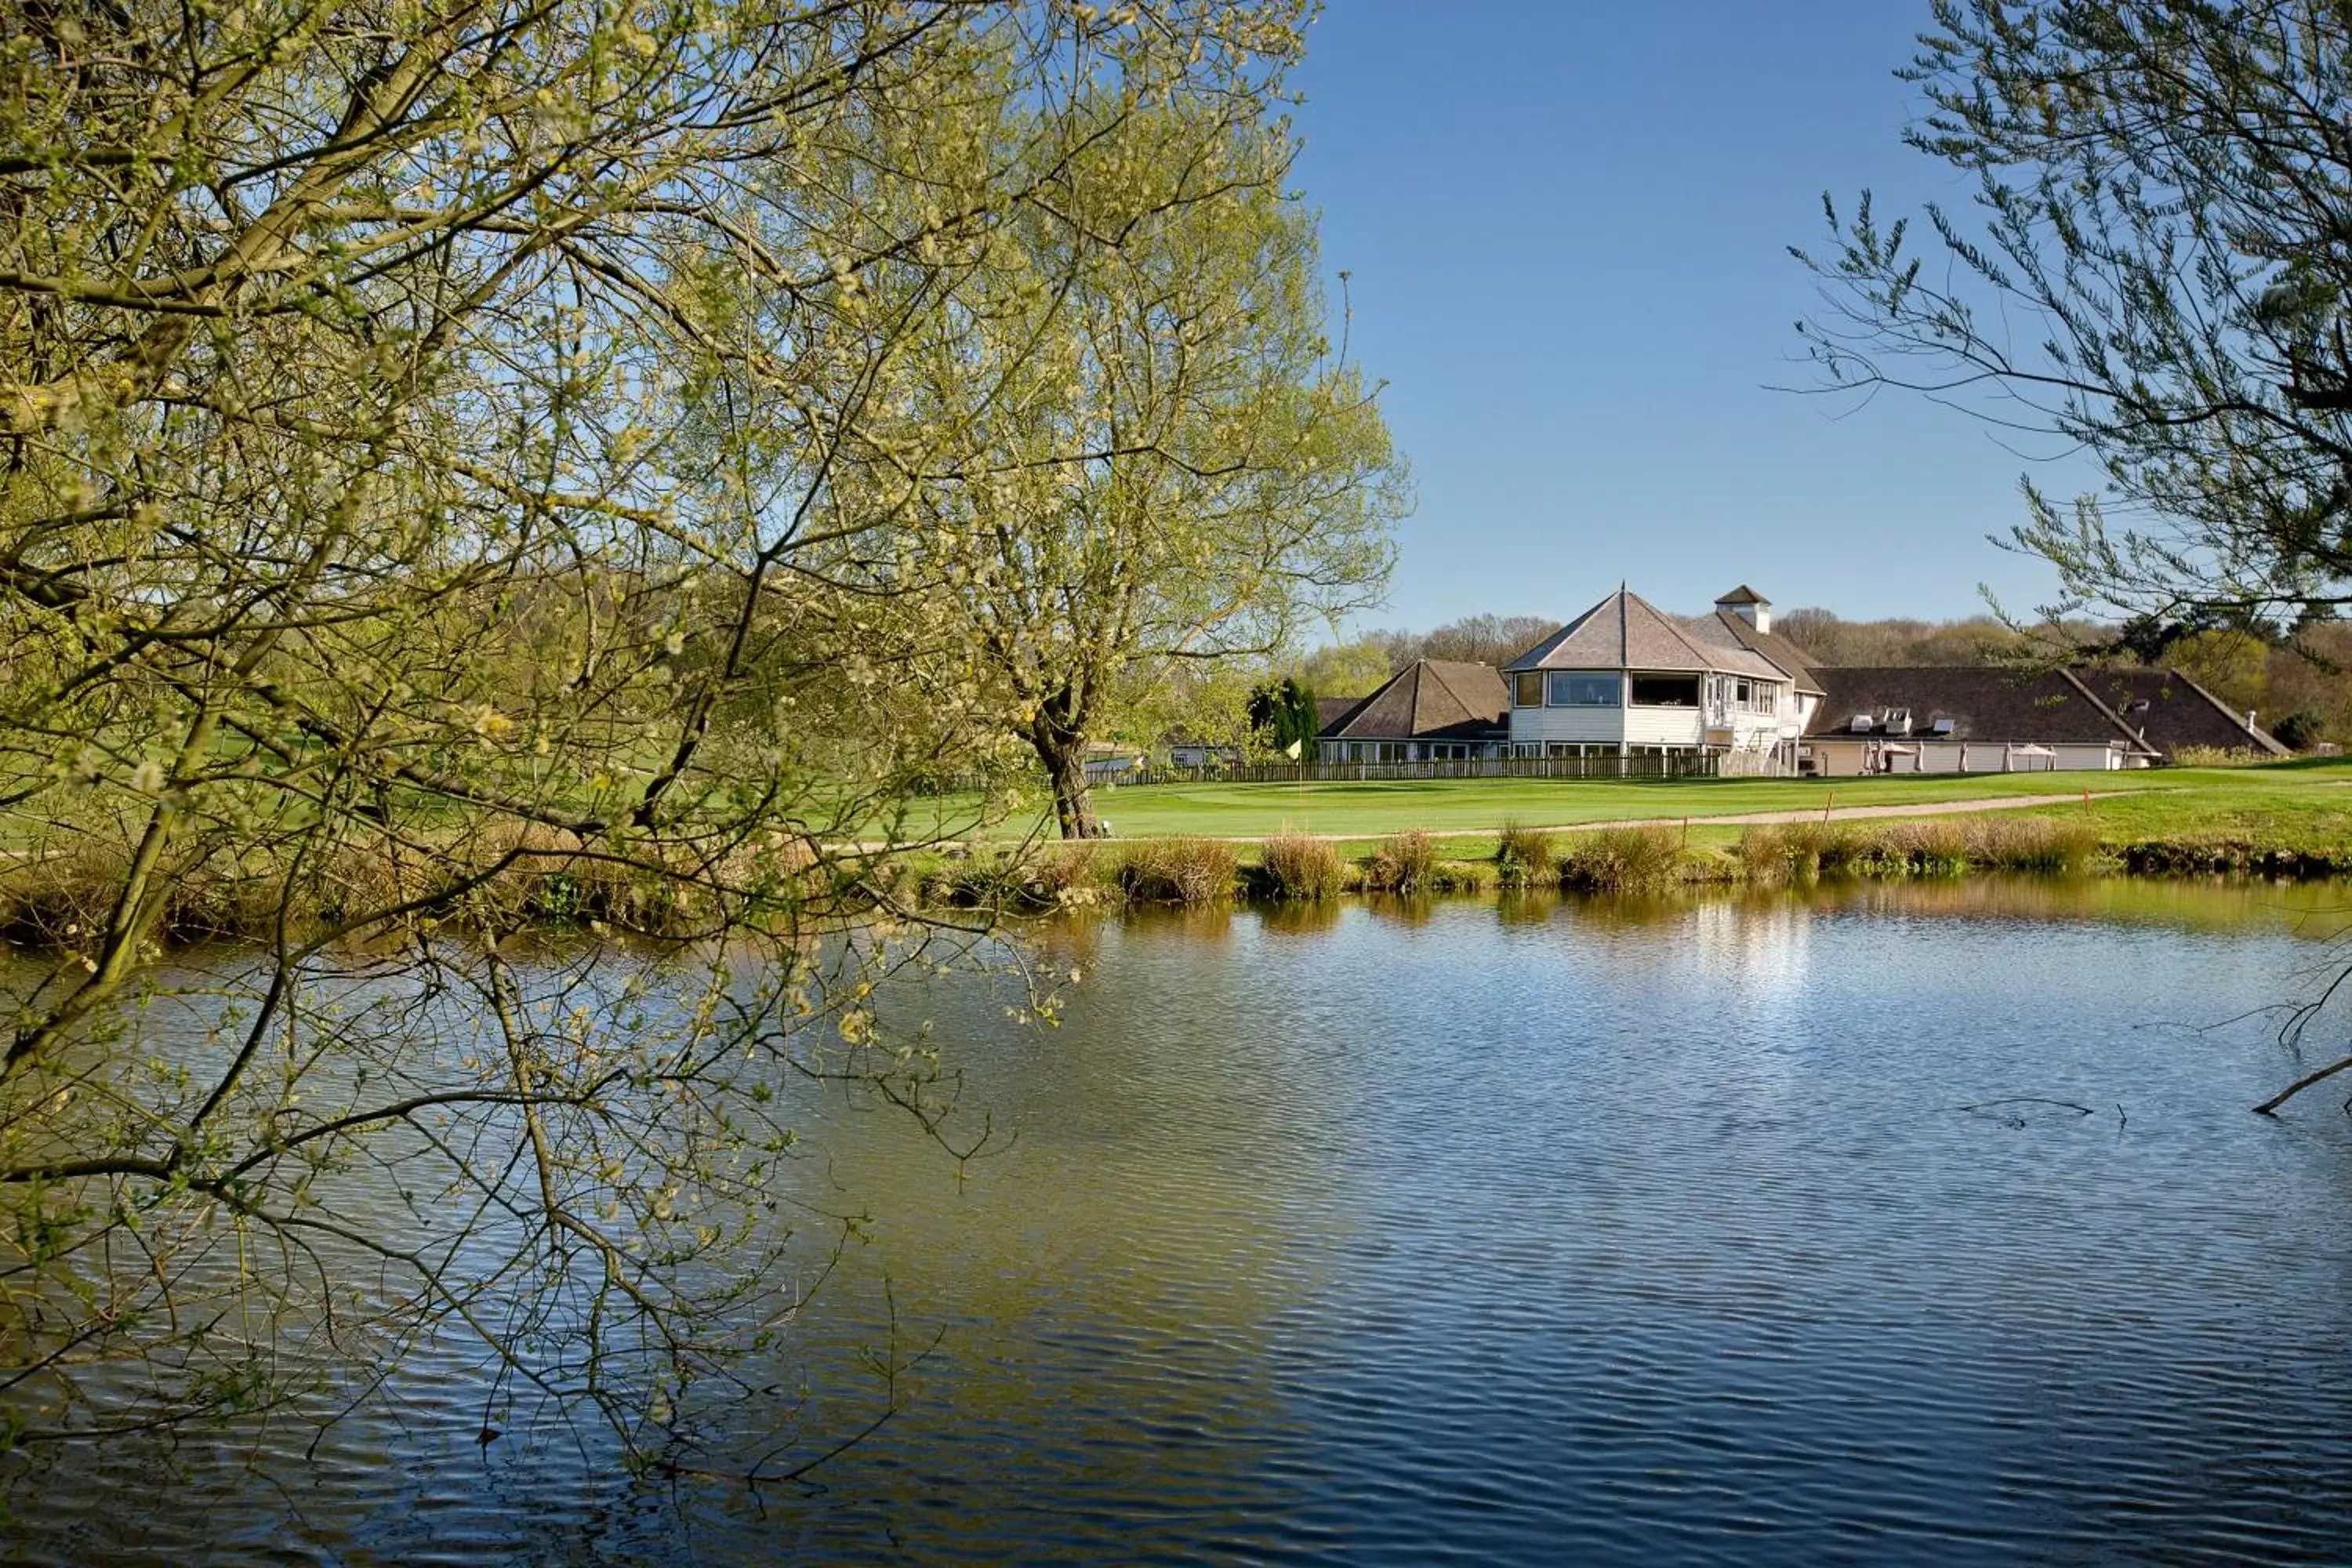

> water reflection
[1361,890,1439,927]
[1258,898,1345,938]
[1494,887,1559,926]
[9,878,2352,1563]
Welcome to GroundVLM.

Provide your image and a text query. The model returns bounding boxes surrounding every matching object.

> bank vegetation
[916,808,2351,911]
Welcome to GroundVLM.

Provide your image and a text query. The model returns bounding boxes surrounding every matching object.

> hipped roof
[1806,666,2132,745]
[1504,588,1786,681]
[1806,664,2288,756]
[1319,659,1508,742]
[2067,668,2290,756]
[1698,611,1820,695]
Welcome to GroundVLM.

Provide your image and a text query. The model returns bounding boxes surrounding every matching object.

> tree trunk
[1029,722,1103,840]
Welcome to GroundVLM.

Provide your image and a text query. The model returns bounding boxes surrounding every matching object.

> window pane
[1548,672,1620,706]
[1630,674,1699,706]
[1512,671,1544,707]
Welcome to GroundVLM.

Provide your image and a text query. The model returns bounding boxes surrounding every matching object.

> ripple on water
[7,884,2352,1563]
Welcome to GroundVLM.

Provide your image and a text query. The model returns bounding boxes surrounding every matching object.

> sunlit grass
[1021,758,2352,845]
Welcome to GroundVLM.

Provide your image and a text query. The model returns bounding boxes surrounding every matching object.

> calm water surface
[13,878,2352,1563]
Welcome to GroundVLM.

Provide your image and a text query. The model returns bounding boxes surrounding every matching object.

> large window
[1512,670,1544,707]
[1547,672,1620,706]
[1629,673,1700,706]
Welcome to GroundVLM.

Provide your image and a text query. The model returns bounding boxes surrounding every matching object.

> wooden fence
[920,751,1722,794]
[1109,753,1719,788]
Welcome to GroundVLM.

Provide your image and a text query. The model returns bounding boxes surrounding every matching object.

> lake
[10,878,2352,1563]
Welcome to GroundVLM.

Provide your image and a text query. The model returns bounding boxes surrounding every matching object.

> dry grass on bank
[1110,837,1240,905]
[1495,822,1556,887]
[1556,824,1688,891]
[1363,829,1436,892]
[0,819,837,947]
[1737,815,2103,880]
[1260,830,1348,899]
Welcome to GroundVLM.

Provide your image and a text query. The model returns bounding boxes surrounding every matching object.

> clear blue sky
[1287,0,2098,633]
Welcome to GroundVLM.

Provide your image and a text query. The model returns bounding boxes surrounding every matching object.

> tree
[2168,628,2271,715]
[1773,607,2053,666]
[1798,0,2352,1112]
[0,0,1310,1459]
[1292,637,1394,699]
[837,107,1406,838]
[1794,0,2352,638]
[1248,676,1321,758]
[1369,613,1559,670]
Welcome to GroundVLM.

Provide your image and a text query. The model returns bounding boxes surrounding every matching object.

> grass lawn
[960,757,2352,863]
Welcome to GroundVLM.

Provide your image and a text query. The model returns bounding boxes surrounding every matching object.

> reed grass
[1259,830,1348,899]
[1557,824,1686,891]
[1738,814,2104,879]
[1114,837,1240,903]
[1495,822,1557,887]
[1363,829,1437,892]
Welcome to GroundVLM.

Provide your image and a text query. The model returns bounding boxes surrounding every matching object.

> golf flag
[1284,739,1302,760]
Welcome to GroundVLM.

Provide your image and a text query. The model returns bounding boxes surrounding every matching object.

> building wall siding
[1806,738,2128,775]
[1512,704,1771,750]
[1509,706,1629,746]
[1625,706,1704,746]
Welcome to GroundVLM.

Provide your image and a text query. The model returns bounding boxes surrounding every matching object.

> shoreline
[922,810,2352,911]
[5,797,2347,951]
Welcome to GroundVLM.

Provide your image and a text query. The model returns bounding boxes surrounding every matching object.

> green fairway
[1054,760,2352,842]
[969,752,2352,851]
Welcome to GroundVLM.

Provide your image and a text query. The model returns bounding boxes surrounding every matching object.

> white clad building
[1502,586,1820,774]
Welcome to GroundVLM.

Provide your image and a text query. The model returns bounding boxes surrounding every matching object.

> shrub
[1495,822,1555,887]
[920,852,1018,909]
[2274,709,2326,751]
[1116,837,1239,903]
[1031,841,1109,906]
[0,837,133,945]
[1428,858,1494,894]
[1558,824,1685,891]
[1364,828,1437,892]
[2169,744,2270,767]
[1260,830,1346,899]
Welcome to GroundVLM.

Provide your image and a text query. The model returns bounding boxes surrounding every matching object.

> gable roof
[1714,584,1770,605]
[2067,667,2289,756]
[1503,587,1784,680]
[1319,659,1508,742]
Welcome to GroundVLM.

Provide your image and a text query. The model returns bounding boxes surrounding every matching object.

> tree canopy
[0,0,1342,1461]
[818,103,1405,836]
[1369,613,1559,672]
[1795,0,2352,646]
